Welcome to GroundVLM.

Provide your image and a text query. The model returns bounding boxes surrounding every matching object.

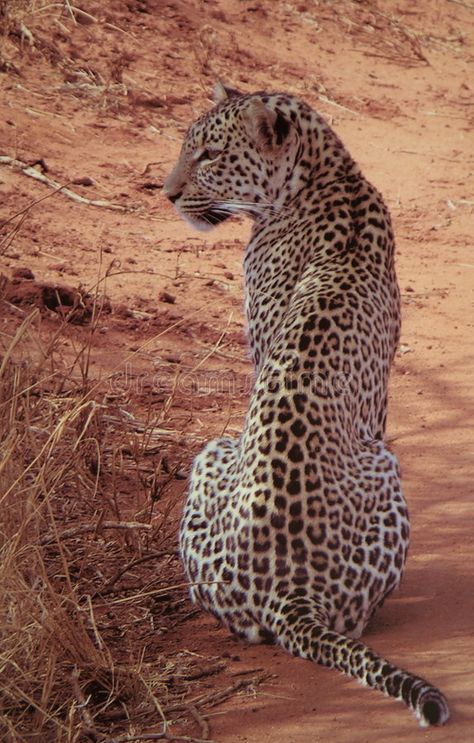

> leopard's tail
[274,596,449,727]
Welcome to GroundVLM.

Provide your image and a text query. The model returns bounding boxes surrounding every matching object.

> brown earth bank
[0,1,473,741]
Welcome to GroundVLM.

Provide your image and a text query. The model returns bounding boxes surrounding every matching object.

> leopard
[163,82,449,727]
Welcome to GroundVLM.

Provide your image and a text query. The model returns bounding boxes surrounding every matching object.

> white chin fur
[179,211,215,232]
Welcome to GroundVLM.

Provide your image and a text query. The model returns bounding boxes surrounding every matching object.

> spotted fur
[163,83,449,727]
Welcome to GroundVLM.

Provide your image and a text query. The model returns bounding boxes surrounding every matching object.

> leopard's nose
[167,190,183,204]
[163,169,184,204]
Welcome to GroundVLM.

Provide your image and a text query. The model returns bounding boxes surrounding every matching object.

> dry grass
[1,2,132,112]
[0,272,269,743]
[0,303,206,742]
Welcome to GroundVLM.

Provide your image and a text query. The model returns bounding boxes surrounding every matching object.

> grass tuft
[0,305,196,741]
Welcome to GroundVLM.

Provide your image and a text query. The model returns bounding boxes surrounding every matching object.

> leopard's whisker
[211,199,291,218]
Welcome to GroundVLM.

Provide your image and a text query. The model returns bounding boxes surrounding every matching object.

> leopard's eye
[196,148,222,163]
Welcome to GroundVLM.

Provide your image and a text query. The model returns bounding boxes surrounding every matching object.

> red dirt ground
[1,1,473,740]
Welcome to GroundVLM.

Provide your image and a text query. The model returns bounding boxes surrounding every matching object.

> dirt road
[1,1,473,740]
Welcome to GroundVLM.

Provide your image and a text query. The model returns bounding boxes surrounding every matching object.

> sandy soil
[1,0,473,740]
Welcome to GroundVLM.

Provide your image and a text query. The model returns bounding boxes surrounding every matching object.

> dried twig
[64,0,78,23]
[318,94,360,116]
[183,705,210,740]
[177,662,226,682]
[96,550,176,594]
[447,0,474,9]
[36,2,136,37]
[94,582,224,609]
[191,335,247,363]
[71,667,105,742]
[230,666,264,677]
[0,155,130,212]
[40,521,152,545]
[184,313,234,376]
[0,173,72,256]
[108,734,212,743]
[166,672,272,713]
[374,12,430,65]
[103,409,205,445]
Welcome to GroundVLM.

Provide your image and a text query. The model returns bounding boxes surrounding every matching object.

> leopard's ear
[213,81,243,104]
[243,98,291,153]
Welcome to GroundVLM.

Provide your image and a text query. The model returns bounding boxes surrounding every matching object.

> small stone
[12,267,35,280]
[224,271,234,280]
[72,176,94,186]
[132,93,166,108]
[114,303,134,318]
[210,9,227,21]
[213,280,230,292]
[165,95,188,106]
[159,291,176,304]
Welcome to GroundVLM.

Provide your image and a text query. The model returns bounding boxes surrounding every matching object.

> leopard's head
[163,83,301,231]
